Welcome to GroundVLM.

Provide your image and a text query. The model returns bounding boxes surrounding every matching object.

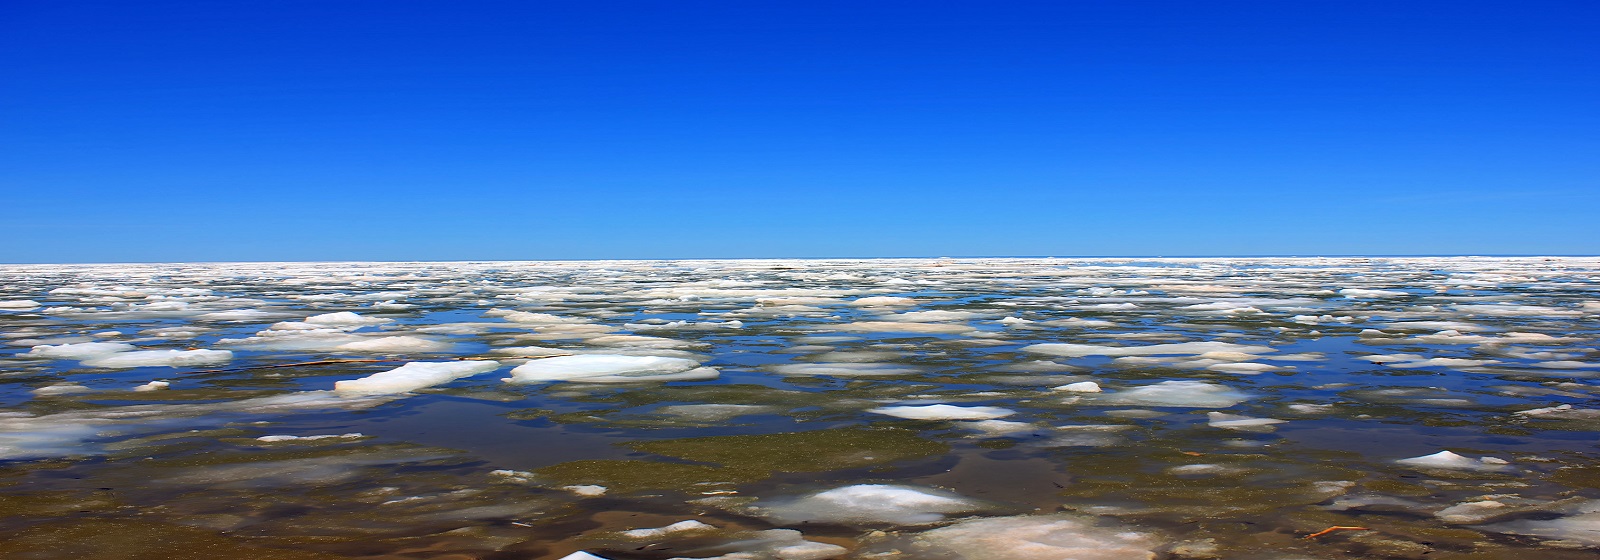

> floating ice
[1395,450,1510,472]
[256,433,364,442]
[488,309,594,324]
[1206,412,1287,432]
[1515,404,1600,420]
[828,321,975,334]
[1053,381,1102,393]
[958,420,1040,435]
[333,335,453,353]
[658,404,777,422]
[20,341,136,360]
[33,384,92,396]
[1096,381,1251,408]
[133,381,170,392]
[911,514,1160,560]
[621,520,716,539]
[868,404,1015,421]
[505,354,716,383]
[756,484,987,525]
[80,349,233,368]
[557,553,609,560]
[849,296,918,306]
[0,299,41,309]
[563,485,608,496]
[333,360,502,395]
[1478,499,1600,546]
[687,529,847,560]
[878,310,987,323]
[302,311,393,326]
[1023,341,1274,358]
[195,309,290,322]
[773,363,920,376]
[1205,363,1282,374]
[1339,288,1409,298]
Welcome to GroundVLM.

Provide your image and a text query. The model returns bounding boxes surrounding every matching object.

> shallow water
[1,257,1598,559]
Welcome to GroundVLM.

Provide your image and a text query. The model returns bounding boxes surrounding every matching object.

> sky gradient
[3,1,1597,262]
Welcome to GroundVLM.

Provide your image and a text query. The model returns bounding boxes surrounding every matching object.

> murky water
[1,257,1598,559]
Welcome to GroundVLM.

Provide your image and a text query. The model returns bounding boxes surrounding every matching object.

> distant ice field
[1,257,1598,559]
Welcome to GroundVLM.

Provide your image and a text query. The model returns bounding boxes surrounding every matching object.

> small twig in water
[1304,526,1370,539]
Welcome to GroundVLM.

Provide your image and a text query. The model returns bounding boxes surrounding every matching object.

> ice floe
[1022,341,1274,358]
[333,361,503,395]
[910,514,1161,560]
[868,405,1015,420]
[505,354,717,383]
[754,484,987,525]
[1095,381,1252,408]
[1395,450,1511,472]
[20,341,136,360]
[80,349,233,368]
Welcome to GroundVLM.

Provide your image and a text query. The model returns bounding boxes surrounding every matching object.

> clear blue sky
[3,1,1596,262]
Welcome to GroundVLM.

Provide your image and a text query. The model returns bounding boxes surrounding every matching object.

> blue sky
[3,1,1596,262]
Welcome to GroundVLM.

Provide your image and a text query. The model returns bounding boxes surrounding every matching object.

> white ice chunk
[1477,500,1600,546]
[621,520,716,539]
[1515,404,1600,420]
[1053,381,1102,393]
[849,296,919,306]
[195,309,291,322]
[1204,363,1282,374]
[1339,288,1409,298]
[869,404,1015,421]
[21,342,136,360]
[80,349,233,368]
[256,433,364,442]
[757,484,987,525]
[1023,341,1274,358]
[1096,381,1251,408]
[563,484,608,496]
[1395,450,1510,472]
[133,381,170,392]
[333,360,502,395]
[505,354,716,383]
[772,363,920,376]
[33,384,93,396]
[913,514,1160,560]
[333,335,452,353]
[1206,412,1287,432]
[827,321,975,334]
[958,420,1039,435]
[0,300,41,310]
[488,309,594,324]
[302,311,393,326]
[558,552,611,560]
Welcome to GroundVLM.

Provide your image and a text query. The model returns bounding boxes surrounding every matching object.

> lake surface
[1,257,1598,559]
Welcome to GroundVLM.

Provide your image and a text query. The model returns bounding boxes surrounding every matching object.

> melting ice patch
[81,349,233,368]
[910,514,1161,560]
[1023,341,1275,358]
[754,484,988,525]
[333,360,503,395]
[1094,381,1252,408]
[1395,450,1510,472]
[868,405,1016,421]
[504,354,717,383]
[20,341,137,360]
